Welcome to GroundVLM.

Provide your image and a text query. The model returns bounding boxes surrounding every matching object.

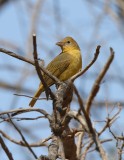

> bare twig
[98,106,121,135]
[8,115,37,159]
[71,45,101,81]
[0,130,51,147]
[14,93,50,100]
[86,47,114,115]
[76,131,84,159]
[0,115,45,123]
[74,85,108,159]
[0,108,52,121]
[81,140,94,160]
[0,136,14,160]
[88,138,113,153]
[0,47,60,84]
[108,126,124,160]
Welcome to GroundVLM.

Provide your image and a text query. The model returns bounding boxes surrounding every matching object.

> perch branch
[32,34,54,99]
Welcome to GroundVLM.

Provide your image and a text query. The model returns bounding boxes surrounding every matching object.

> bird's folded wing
[44,55,71,82]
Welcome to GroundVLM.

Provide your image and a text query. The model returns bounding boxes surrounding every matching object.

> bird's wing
[44,53,71,81]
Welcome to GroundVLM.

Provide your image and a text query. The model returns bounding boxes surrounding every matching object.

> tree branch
[32,34,55,99]
[8,114,37,159]
[0,130,51,147]
[86,47,114,115]
[0,47,60,84]
[0,136,14,160]
[71,45,101,81]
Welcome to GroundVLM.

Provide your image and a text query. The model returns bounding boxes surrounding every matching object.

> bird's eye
[67,41,70,44]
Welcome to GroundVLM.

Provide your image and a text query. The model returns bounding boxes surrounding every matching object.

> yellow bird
[29,37,82,107]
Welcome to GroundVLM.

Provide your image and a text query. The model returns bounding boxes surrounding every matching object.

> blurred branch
[53,0,62,37]
[86,48,114,115]
[0,81,34,94]
[14,93,49,100]
[0,40,23,53]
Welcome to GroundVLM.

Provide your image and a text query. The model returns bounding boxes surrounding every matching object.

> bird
[29,36,82,107]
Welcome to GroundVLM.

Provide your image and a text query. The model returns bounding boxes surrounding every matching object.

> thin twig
[0,47,60,84]
[81,140,94,160]
[98,106,121,135]
[0,108,52,121]
[0,136,14,160]
[0,115,45,123]
[0,130,51,147]
[14,93,51,100]
[71,45,101,81]
[8,114,37,159]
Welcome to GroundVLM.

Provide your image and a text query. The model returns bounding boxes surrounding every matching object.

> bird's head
[56,36,80,52]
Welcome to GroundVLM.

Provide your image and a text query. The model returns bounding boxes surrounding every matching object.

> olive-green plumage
[29,37,82,107]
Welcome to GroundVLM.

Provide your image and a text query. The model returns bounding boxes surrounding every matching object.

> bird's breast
[59,50,82,81]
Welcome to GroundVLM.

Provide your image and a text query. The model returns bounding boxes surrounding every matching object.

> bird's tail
[29,84,44,107]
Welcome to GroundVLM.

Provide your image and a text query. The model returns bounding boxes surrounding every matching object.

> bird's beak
[56,41,64,47]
